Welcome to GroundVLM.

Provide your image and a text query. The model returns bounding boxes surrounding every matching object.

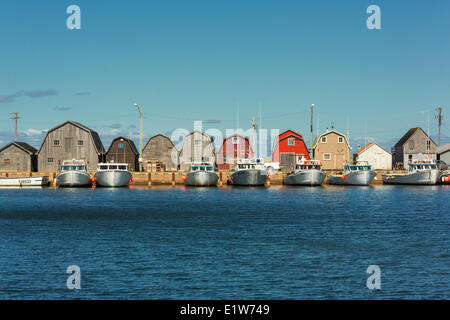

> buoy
[129,177,135,183]
[181,176,187,181]
[341,176,346,180]
[267,175,271,180]
[445,176,449,183]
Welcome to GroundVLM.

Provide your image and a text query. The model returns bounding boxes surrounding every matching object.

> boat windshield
[409,163,438,171]
[296,164,321,170]
[61,165,87,171]
[347,165,371,171]
[238,164,256,170]
[191,165,214,172]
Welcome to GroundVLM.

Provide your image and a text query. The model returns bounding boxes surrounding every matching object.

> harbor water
[0,185,449,299]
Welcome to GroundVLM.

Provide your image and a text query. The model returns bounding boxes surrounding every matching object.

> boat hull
[185,171,219,187]
[0,176,49,187]
[95,170,132,187]
[284,169,326,186]
[57,171,92,187]
[328,170,376,186]
[382,169,440,185]
[231,169,267,186]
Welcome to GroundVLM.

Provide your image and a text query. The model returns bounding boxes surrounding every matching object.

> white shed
[353,143,392,170]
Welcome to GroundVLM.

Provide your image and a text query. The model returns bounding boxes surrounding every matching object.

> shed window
[409,141,414,150]
[195,140,201,146]
[232,137,238,144]
[323,153,331,160]
[288,138,295,146]
[426,140,430,151]
[4,159,10,165]
[48,158,53,163]
[338,137,344,143]
[118,143,124,149]
[202,157,209,162]
[77,140,84,146]
[321,137,327,143]
[53,140,60,146]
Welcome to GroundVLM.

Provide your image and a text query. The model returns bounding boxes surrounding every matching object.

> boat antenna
[435,106,443,146]
[259,103,262,158]
[252,117,257,158]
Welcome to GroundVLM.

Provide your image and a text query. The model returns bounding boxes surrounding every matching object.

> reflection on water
[0,185,448,299]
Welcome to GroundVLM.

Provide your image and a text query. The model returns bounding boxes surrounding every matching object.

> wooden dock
[0,170,409,187]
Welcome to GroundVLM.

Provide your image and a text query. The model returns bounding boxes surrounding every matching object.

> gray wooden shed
[0,142,37,172]
[37,120,105,172]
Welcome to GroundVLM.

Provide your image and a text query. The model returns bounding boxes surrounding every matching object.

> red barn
[272,129,310,171]
[217,134,254,170]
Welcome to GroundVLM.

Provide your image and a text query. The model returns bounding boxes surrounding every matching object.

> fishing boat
[56,159,92,187]
[0,176,49,187]
[229,158,268,186]
[183,162,219,187]
[284,160,326,186]
[328,161,376,186]
[382,161,441,185]
[95,163,132,187]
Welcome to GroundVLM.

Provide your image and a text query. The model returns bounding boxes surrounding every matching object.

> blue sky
[1,0,449,151]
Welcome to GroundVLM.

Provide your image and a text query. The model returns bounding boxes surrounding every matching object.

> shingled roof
[107,136,139,155]
[0,141,37,154]
[394,127,436,148]
[37,120,105,154]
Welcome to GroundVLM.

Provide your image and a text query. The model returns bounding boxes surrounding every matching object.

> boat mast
[310,104,314,157]
[252,117,257,159]
[435,106,443,146]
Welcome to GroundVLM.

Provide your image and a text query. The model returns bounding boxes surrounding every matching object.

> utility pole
[10,112,21,142]
[310,104,314,155]
[133,104,143,171]
[252,116,257,157]
[435,106,443,146]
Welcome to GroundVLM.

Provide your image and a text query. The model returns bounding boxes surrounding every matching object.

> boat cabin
[190,163,215,172]
[98,163,129,171]
[60,159,88,172]
[408,162,438,172]
[344,161,372,172]
[295,160,322,171]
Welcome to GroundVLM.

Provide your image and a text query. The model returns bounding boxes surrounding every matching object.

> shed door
[65,138,73,153]
[280,153,295,171]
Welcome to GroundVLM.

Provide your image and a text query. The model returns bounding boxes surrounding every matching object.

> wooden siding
[106,138,139,171]
[142,134,178,171]
[179,131,215,171]
[0,144,36,172]
[37,122,103,172]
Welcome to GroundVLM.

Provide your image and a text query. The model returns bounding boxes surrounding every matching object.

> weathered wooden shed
[0,142,37,172]
[179,130,216,171]
[142,134,178,171]
[37,120,105,172]
[217,134,254,170]
[392,127,437,169]
[105,136,139,171]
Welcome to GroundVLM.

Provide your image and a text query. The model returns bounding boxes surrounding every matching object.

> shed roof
[353,142,391,156]
[106,136,139,155]
[37,120,105,154]
[0,141,37,155]
[394,127,436,147]
[143,133,177,151]
[437,143,450,154]
[312,130,350,150]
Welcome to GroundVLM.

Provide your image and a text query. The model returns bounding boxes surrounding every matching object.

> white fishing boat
[0,175,49,187]
[284,160,326,186]
[56,160,92,187]
[183,162,219,187]
[95,163,132,187]
[328,161,376,186]
[229,158,268,186]
[383,161,441,185]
